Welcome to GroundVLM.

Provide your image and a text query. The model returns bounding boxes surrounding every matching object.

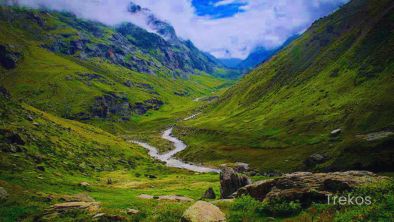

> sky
[11,0,349,59]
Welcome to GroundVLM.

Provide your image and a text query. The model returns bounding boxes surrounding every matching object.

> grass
[177,0,394,172]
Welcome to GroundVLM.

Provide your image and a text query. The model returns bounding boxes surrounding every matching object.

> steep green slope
[0,6,230,135]
[177,0,394,172]
[0,88,223,221]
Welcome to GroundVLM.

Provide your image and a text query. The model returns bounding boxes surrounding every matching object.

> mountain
[177,0,394,172]
[237,35,299,70]
[217,58,243,69]
[0,5,232,134]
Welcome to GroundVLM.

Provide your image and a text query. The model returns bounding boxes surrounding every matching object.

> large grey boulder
[234,171,387,207]
[220,167,251,199]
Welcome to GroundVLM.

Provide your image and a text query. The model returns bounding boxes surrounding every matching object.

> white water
[132,127,219,173]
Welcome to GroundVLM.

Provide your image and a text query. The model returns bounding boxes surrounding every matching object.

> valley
[0,0,394,221]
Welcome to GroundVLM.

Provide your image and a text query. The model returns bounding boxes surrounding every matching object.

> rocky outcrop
[90,93,163,120]
[181,201,226,222]
[0,44,21,69]
[220,167,251,199]
[234,171,386,207]
[202,187,216,199]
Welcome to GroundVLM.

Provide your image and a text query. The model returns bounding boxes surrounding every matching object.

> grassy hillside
[0,6,231,137]
[177,0,394,172]
[0,87,224,221]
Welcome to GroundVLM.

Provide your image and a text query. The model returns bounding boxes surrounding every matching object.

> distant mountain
[237,35,299,70]
[217,58,243,69]
[179,0,394,172]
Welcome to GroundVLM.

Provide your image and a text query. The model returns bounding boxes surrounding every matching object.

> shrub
[259,198,302,217]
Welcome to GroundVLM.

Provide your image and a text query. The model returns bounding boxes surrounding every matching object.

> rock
[137,194,193,202]
[0,86,11,99]
[330,128,341,136]
[36,165,45,171]
[234,171,386,207]
[158,195,193,202]
[92,213,106,219]
[51,202,100,213]
[0,187,8,201]
[146,174,157,179]
[234,162,249,173]
[202,187,216,199]
[220,167,251,199]
[60,193,95,202]
[0,44,21,69]
[181,201,226,222]
[123,80,133,87]
[356,131,394,141]
[137,194,154,199]
[304,153,327,167]
[126,208,140,215]
[79,182,90,187]
[99,215,128,221]
[107,178,113,185]
[0,129,25,145]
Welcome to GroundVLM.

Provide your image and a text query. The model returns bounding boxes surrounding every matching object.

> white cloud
[214,0,245,7]
[10,0,348,59]
[133,0,348,58]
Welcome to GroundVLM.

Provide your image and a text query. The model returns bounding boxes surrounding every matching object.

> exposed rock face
[234,171,386,207]
[0,129,25,145]
[202,187,216,199]
[90,93,163,120]
[0,44,21,69]
[220,167,251,199]
[181,201,226,222]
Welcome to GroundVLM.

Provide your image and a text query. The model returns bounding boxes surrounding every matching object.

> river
[131,127,220,173]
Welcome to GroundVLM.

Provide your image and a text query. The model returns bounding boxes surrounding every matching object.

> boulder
[137,194,153,199]
[304,153,327,167]
[234,171,386,207]
[51,202,100,213]
[220,167,251,199]
[234,162,249,173]
[0,187,8,201]
[126,208,140,215]
[202,187,216,199]
[330,128,341,137]
[181,201,226,222]
[158,195,193,202]
[79,182,90,187]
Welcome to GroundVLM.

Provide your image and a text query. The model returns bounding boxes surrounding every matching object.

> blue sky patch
[192,0,247,19]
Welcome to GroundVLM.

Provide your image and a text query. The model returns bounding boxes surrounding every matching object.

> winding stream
[132,127,220,173]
